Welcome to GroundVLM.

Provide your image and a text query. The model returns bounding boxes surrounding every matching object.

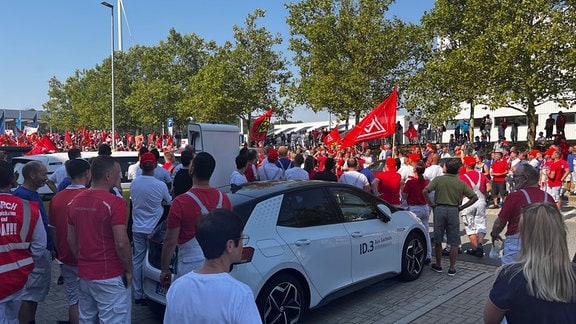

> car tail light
[239,247,254,263]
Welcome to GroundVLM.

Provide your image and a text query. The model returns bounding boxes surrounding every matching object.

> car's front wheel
[399,231,425,281]
[256,273,308,324]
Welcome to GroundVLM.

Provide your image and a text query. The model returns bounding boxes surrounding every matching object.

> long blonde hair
[512,203,576,302]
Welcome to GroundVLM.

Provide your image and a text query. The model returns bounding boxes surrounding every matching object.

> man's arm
[490,217,507,241]
[423,188,435,208]
[67,224,78,258]
[371,178,380,196]
[160,226,180,288]
[483,299,506,324]
[46,180,58,194]
[112,224,133,287]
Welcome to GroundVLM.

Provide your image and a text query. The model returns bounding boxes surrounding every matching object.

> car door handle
[351,232,363,238]
[295,239,311,246]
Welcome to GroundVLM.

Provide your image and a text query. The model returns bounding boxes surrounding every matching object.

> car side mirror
[377,204,392,223]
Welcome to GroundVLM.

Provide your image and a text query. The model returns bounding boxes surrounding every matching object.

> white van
[187,123,241,192]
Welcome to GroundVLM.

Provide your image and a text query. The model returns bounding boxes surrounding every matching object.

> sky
[0,0,435,123]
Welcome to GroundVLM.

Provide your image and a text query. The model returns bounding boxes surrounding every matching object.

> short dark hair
[65,158,91,179]
[98,144,112,156]
[192,152,215,181]
[150,148,160,163]
[196,208,243,260]
[180,150,193,167]
[22,161,43,180]
[347,158,357,168]
[324,158,335,171]
[235,154,248,170]
[0,160,14,188]
[91,155,118,181]
[247,149,258,162]
[67,148,81,160]
[445,158,462,175]
[293,154,304,166]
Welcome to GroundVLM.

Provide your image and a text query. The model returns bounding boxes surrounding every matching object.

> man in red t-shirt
[67,155,132,323]
[160,152,232,288]
[547,150,569,209]
[372,158,401,207]
[490,152,509,208]
[490,164,555,264]
[459,156,491,257]
[49,158,91,324]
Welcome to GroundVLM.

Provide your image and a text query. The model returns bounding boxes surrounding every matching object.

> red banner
[323,126,341,145]
[64,130,73,146]
[250,108,272,143]
[340,88,398,148]
[404,127,418,140]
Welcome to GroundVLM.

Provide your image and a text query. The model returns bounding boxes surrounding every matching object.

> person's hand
[124,271,133,289]
[160,270,172,288]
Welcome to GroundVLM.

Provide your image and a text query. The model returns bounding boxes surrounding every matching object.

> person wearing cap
[459,156,491,258]
[546,150,568,209]
[424,158,478,276]
[489,152,508,208]
[257,149,284,181]
[528,150,541,169]
[48,158,92,324]
[131,152,172,305]
[373,158,402,207]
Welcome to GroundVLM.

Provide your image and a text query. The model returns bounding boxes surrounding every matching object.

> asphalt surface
[37,197,576,323]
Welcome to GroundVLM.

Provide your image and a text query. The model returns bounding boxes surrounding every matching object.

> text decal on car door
[359,237,392,255]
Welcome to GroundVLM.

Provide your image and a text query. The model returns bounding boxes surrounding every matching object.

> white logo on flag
[358,117,387,140]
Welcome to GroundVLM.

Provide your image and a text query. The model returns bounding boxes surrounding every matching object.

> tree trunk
[525,101,536,150]
[468,101,475,142]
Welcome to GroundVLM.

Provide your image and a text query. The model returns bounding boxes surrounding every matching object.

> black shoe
[448,268,457,276]
[57,275,64,285]
[431,264,443,273]
[475,246,484,258]
[465,248,476,255]
[424,258,431,265]
[135,299,148,306]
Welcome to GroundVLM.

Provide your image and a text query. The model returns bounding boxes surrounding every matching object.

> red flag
[167,136,173,146]
[26,134,57,155]
[404,127,418,140]
[340,88,398,148]
[65,130,73,146]
[323,126,341,145]
[250,109,272,143]
[155,135,163,148]
[149,132,156,144]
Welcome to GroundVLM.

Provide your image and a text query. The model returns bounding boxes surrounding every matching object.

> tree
[286,0,428,129]
[407,0,576,149]
[181,9,292,133]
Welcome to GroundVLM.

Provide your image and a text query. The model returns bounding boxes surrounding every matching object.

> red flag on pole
[323,126,341,145]
[340,88,398,148]
[65,130,73,146]
[404,127,418,140]
[250,108,273,144]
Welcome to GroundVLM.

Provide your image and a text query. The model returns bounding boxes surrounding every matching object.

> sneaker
[448,269,457,276]
[431,264,443,273]
[475,246,485,258]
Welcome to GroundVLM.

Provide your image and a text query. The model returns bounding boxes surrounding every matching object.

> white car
[142,180,427,323]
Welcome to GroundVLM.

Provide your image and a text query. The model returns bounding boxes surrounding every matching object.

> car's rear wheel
[399,231,425,281]
[256,273,308,324]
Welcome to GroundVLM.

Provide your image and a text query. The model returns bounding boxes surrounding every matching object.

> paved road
[37,198,576,323]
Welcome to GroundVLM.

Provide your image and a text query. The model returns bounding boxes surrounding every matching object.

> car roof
[229,180,365,206]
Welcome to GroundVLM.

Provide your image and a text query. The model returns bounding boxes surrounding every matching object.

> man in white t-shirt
[338,158,370,192]
[285,154,309,180]
[130,152,172,305]
[230,155,248,186]
[164,209,261,324]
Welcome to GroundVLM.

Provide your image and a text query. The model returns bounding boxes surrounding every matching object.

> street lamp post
[101,1,115,149]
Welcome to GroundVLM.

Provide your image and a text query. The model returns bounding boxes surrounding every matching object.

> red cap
[140,152,157,165]
[407,153,420,161]
[528,150,540,157]
[544,148,556,156]
[463,156,476,167]
[268,149,279,161]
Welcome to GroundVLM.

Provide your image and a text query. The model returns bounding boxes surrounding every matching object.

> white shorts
[546,186,561,202]
[79,276,131,324]
[60,264,79,305]
[20,249,51,302]
[461,198,487,236]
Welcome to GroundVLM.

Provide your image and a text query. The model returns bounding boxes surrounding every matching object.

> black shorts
[492,182,507,197]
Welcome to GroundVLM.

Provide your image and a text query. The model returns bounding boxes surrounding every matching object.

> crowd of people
[1,112,576,323]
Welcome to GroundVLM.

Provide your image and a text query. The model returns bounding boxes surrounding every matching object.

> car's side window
[278,189,340,227]
[329,187,379,222]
